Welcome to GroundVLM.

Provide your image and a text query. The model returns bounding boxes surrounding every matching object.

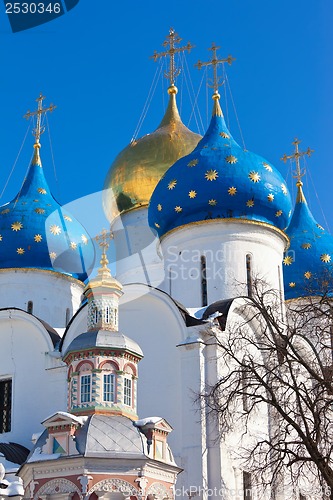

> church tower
[0,94,95,327]
[103,29,201,288]
[282,139,333,300]
[63,230,143,419]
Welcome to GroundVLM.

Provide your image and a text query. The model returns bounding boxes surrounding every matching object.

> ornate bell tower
[63,230,143,419]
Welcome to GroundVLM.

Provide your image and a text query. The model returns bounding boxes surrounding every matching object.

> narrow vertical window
[103,373,115,402]
[243,471,252,499]
[65,308,70,326]
[0,379,12,433]
[114,309,118,328]
[94,307,98,324]
[241,368,248,412]
[201,256,208,307]
[124,377,132,406]
[278,265,284,319]
[105,306,110,324]
[80,375,91,403]
[246,254,253,298]
[27,301,33,314]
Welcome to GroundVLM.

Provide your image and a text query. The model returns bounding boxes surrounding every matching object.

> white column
[177,327,209,500]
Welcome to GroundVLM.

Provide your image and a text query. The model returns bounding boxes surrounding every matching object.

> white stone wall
[0,309,67,448]
[160,220,288,308]
[0,270,84,328]
[111,208,164,287]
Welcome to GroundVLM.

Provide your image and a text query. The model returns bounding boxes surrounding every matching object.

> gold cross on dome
[195,43,235,93]
[94,228,113,252]
[151,28,194,87]
[24,93,56,144]
[94,228,113,274]
[281,138,313,184]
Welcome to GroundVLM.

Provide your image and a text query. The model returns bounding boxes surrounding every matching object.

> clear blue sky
[0,0,332,232]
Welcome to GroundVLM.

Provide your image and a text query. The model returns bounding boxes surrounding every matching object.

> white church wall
[61,304,89,355]
[160,221,288,308]
[0,310,67,449]
[111,208,165,288]
[0,270,84,328]
[216,301,287,499]
[177,335,209,498]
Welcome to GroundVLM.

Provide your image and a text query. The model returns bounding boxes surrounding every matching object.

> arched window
[241,367,248,412]
[201,256,208,307]
[102,362,117,402]
[65,308,70,326]
[124,377,132,406]
[79,363,92,404]
[246,254,253,298]
[243,471,252,499]
[168,267,172,296]
[93,307,98,324]
[277,265,285,320]
[27,301,33,314]
[123,365,134,407]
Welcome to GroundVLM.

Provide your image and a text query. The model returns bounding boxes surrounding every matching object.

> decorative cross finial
[24,93,56,145]
[151,28,194,89]
[281,138,314,185]
[195,43,235,94]
[94,229,113,276]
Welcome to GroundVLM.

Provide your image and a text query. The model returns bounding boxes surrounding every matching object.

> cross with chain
[195,43,235,93]
[151,28,194,87]
[281,138,313,184]
[95,228,113,252]
[24,93,56,144]
[94,228,114,275]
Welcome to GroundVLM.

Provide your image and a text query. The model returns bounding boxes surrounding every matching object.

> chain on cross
[281,138,314,184]
[195,43,235,94]
[95,228,113,252]
[24,93,56,144]
[94,228,113,274]
[151,28,194,87]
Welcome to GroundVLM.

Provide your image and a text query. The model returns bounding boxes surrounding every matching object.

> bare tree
[202,276,333,499]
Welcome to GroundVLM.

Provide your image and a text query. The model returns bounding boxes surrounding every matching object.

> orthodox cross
[94,228,113,273]
[281,138,313,183]
[24,93,56,144]
[95,228,113,253]
[151,28,194,87]
[195,43,235,93]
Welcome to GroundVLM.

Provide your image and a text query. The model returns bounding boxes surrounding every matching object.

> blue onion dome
[283,181,333,300]
[0,140,95,281]
[148,92,292,237]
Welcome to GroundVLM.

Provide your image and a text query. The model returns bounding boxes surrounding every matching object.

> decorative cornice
[64,349,141,365]
[87,478,139,497]
[0,267,84,285]
[161,217,290,249]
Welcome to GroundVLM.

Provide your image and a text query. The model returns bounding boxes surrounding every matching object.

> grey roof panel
[76,415,146,458]
[0,443,30,465]
[64,330,143,357]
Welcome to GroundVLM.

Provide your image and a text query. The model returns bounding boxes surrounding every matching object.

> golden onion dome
[103,85,202,221]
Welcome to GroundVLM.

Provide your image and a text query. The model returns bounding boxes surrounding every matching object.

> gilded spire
[151,28,194,93]
[94,228,113,280]
[195,43,235,115]
[24,93,56,166]
[281,138,313,204]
